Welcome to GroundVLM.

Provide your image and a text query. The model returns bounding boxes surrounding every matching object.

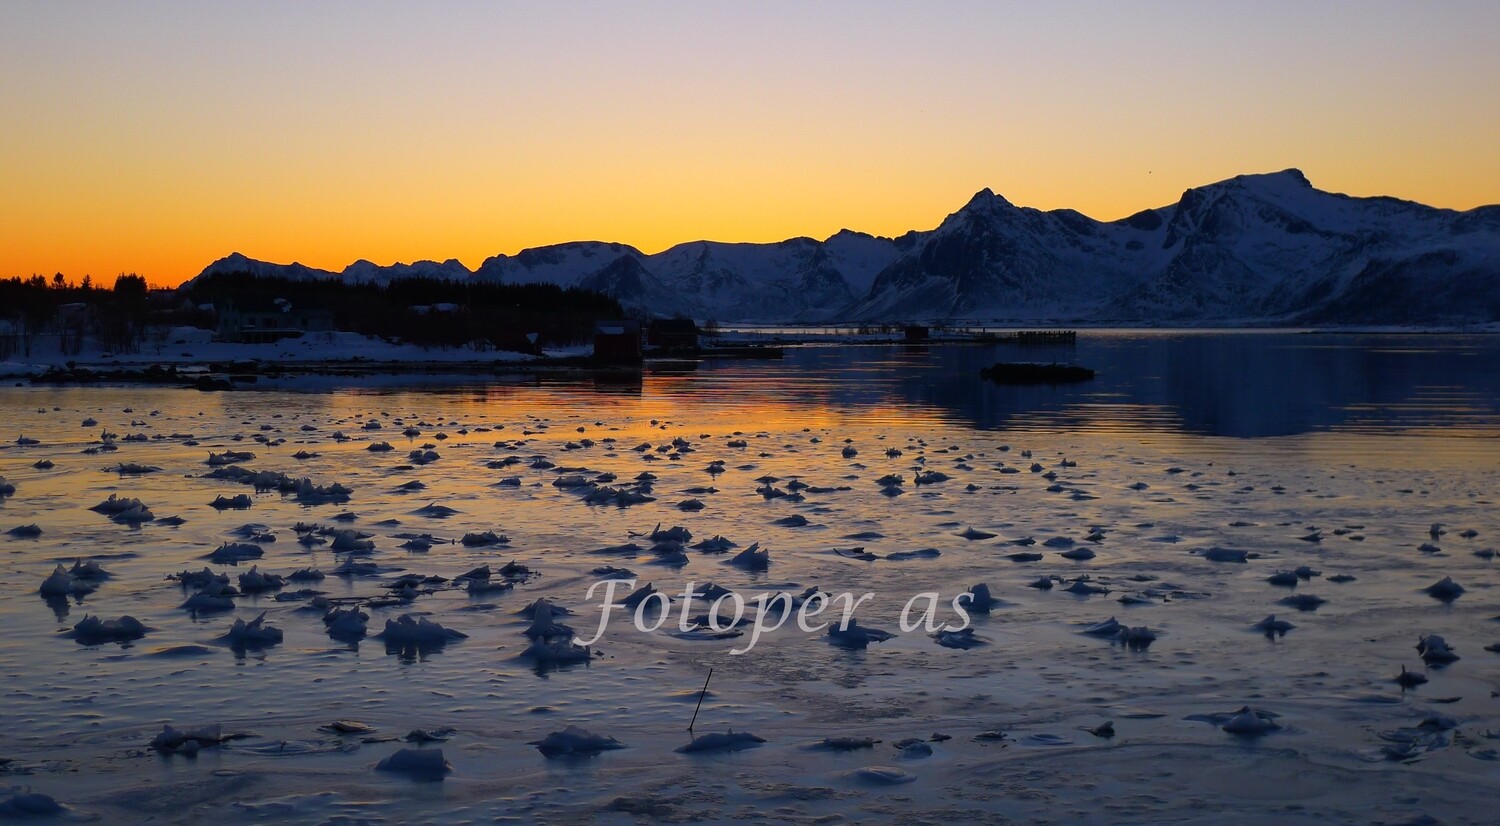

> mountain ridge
[192,170,1500,324]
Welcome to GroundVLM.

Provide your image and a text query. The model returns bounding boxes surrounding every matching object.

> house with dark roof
[593,319,642,363]
[646,318,699,350]
[216,296,336,343]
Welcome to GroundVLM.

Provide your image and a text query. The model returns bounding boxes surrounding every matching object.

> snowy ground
[0,327,592,376]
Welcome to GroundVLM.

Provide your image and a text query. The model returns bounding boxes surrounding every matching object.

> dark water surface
[0,332,1496,824]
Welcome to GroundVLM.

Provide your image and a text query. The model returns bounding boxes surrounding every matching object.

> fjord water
[2,331,1498,823]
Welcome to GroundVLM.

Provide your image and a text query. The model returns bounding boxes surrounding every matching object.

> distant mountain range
[194,170,1500,324]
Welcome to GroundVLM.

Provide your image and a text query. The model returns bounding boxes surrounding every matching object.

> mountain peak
[1204,168,1313,197]
[963,187,1013,209]
[1237,168,1310,188]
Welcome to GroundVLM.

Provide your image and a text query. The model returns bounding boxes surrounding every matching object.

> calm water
[1,332,1497,823]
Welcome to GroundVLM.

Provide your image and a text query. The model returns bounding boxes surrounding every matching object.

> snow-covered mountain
[472,232,903,321]
[196,253,472,285]
[850,169,1500,323]
[197,252,338,282]
[191,170,1500,324]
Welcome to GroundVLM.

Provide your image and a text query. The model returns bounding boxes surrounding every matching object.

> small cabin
[217,296,336,343]
[903,324,930,341]
[647,318,699,350]
[593,319,642,363]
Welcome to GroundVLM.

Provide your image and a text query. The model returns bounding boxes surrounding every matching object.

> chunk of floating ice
[150,723,224,752]
[523,636,591,664]
[1082,722,1115,738]
[827,619,895,649]
[933,628,986,649]
[895,739,933,757]
[1417,634,1459,665]
[728,543,770,570]
[675,730,767,753]
[467,578,512,595]
[171,567,228,588]
[1199,547,1249,563]
[806,736,879,751]
[70,614,148,643]
[182,584,236,613]
[1266,570,1299,586]
[610,582,656,609]
[1278,594,1326,611]
[1423,576,1465,602]
[320,720,375,734]
[524,606,575,640]
[1393,665,1428,688]
[237,566,284,593]
[885,548,940,561]
[220,612,283,647]
[325,607,370,640]
[1252,615,1295,636]
[1222,706,1282,736]
[90,493,143,514]
[330,531,374,552]
[375,747,450,780]
[645,523,691,543]
[1063,578,1109,595]
[39,564,95,597]
[376,614,466,646]
[1021,733,1074,746]
[208,542,263,564]
[531,725,626,757]
[691,535,737,553]
[519,598,573,620]
[69,559,110,580]
[957,583,996,613]
[833,547,878,561]
[8,524,42,538]
[1113,626,1156,649]
[846,766,915,785]
[333,558,378,576]
[0,791,70,817]
[1081,617,1123,636]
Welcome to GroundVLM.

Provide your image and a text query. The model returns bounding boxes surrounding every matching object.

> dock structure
[968,329,1077,344]
[1013,330,1076,345]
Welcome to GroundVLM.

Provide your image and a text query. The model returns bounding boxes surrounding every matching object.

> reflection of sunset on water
[1,329,1498,821]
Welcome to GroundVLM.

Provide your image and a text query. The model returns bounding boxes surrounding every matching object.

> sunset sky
[3,1,1498,287]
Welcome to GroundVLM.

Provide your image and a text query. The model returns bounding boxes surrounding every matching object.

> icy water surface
[2,332,1499,823]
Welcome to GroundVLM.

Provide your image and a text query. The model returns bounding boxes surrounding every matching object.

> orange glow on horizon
[3,2,1498,288]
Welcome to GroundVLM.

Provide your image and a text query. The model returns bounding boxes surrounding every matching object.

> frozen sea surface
[1,332,1498,823]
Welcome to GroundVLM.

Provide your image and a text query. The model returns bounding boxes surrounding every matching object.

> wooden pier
[970,329,1077,344]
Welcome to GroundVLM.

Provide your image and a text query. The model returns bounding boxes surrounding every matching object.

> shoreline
[6,325,1497,388]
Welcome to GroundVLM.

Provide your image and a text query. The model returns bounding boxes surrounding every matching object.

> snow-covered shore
[1,327,591,378]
